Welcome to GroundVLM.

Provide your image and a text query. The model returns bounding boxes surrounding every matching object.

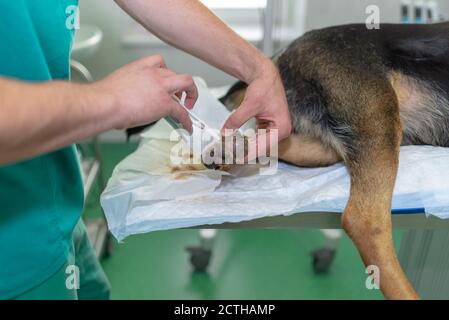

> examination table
[101,81,449,299]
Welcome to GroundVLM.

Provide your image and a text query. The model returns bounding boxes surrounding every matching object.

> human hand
[222,60,291,140]
[92,55,198,133]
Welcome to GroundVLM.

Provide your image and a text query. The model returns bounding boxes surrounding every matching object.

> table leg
[399,229,449,299]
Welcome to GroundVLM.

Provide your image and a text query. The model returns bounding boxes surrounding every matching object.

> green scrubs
[0,0,110,299]
[15,221,110,300]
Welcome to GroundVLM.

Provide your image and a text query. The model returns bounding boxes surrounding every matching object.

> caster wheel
[186,246,212,272]
[311,248,336,274]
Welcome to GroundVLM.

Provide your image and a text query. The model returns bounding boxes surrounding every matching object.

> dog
[220,22,449,300]
[127,22,449,299]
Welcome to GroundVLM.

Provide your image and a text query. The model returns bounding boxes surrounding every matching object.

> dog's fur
[220,22,449,300]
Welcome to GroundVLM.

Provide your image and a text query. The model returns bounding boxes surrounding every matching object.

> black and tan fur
[220,22,449,300]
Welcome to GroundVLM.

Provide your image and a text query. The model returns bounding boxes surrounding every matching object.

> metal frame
[71,59,112,258]
[196,212,449,230]
[399,230,449,299]
[262,0,275,56]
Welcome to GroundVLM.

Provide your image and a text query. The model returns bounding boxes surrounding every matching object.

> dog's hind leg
[279,135,341,167]
[343,149,420,299]
[340,93,419,300]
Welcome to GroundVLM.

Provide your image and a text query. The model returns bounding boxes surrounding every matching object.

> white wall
[305,0,401,30]
[437,0,449,20]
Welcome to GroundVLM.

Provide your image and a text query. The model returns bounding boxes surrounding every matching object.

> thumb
[222,103,255,134]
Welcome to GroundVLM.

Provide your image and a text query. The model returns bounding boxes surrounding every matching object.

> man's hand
[0,55,199,165]
[93,55,198,133]
[222,60,291,140]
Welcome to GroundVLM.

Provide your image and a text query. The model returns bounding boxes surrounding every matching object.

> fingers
[134,58,198,109]
[270,117,292,140]
[155,68,176,78]
[169,100,193,134]
[141,55,167,69]
[162,74,198,109]
[156,70,198,108]
[222,100,257,134]
[223,99,291,140]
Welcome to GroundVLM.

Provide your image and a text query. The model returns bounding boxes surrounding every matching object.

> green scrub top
[0,0,83,299]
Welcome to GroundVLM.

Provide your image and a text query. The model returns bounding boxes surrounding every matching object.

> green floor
[84,143,402,300]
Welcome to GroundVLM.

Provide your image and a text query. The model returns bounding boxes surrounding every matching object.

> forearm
[0,78,116,165]
[115,0,272,83]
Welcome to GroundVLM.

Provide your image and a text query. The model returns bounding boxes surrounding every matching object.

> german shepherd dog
[128,22,449,299]
[220,22,449,300]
